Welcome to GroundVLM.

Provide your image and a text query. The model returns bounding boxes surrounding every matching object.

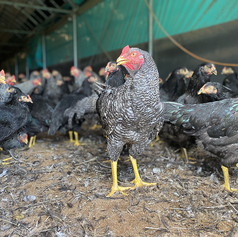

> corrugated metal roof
[0,0,102,60]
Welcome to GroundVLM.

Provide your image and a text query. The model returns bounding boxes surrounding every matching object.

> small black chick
[221,67,238,93]
[177,62,217,104]
[160,67,193,102]
[164,98,238,191]
[48,76,95,145]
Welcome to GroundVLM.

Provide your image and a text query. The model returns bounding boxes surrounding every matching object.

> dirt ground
[1,122,238,237]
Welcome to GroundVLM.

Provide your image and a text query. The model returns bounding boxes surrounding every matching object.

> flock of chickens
[1,45,238,197]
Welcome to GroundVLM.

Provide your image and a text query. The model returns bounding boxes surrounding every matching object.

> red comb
[122,45,130,54]
[1,69,5,76]
[70,66,75,70]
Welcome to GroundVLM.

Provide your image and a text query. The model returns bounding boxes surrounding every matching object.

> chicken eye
[131,52,136,57]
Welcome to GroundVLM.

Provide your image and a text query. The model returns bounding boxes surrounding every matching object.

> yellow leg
[90,124,102,130]
[32,135,36,146]
[129,155,157,188]
[181,147,189,163]
[180,147,197,164]
[221,165,237,192]
[68,131,75,143]
[107,160,132,197]
[29,137,34,148]
[155,134,159,142]
[0,147,3,151]
[149,134,163,147]
[74,132,85,146]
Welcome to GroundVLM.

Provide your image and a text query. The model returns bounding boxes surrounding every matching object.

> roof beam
[0,1,72,14]
[0,29,32,34]
[0,42,23,46]
[44,0,103,35]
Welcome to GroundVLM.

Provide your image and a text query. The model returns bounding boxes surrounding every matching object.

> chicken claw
[90,124,102,130]
[107,160,132,197]
[129,155,157,189]
[68,131,75,143]
[73,132,85,146]
[222,165,237,192]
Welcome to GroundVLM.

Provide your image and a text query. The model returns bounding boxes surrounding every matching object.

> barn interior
[1,1,238,236]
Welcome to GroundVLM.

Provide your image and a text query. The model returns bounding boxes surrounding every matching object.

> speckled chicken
[164,98,238,191]
[95,46,164,197]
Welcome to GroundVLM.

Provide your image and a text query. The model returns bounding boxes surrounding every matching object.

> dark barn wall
[47,19,238,84]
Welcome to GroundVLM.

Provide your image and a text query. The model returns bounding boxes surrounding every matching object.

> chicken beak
[0,77,6,84]
[28,95,33,103]
[22,136,28,144]
[197,85,205,95]
[116,56,127,66]
[211,65,217,75]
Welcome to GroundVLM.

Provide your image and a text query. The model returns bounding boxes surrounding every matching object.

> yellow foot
[106,184,132,197]
[74,141,85,146]
[0,157,12,165]
[67,131,75,143]
[90,124,102,130]
[0,147,3,151]
[130,179,157,189]
[103,157,121,163]
[66,139,75,143]
[223,184,237,192]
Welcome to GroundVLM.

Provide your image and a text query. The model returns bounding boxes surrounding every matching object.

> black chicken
[95,46,164,197]
[160,63,217,162]
[14,78,42,95]
[198,82,238,101]
[0,87,32,143]
[177,62,217,104]
[0,129,28,158]
[164,99,238,191]
[48,76,95,145]
[25,95,54,147]
[160,67,193,102]
[65,61,128,128]
[221,67,238,93]
[42,70,69,107]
